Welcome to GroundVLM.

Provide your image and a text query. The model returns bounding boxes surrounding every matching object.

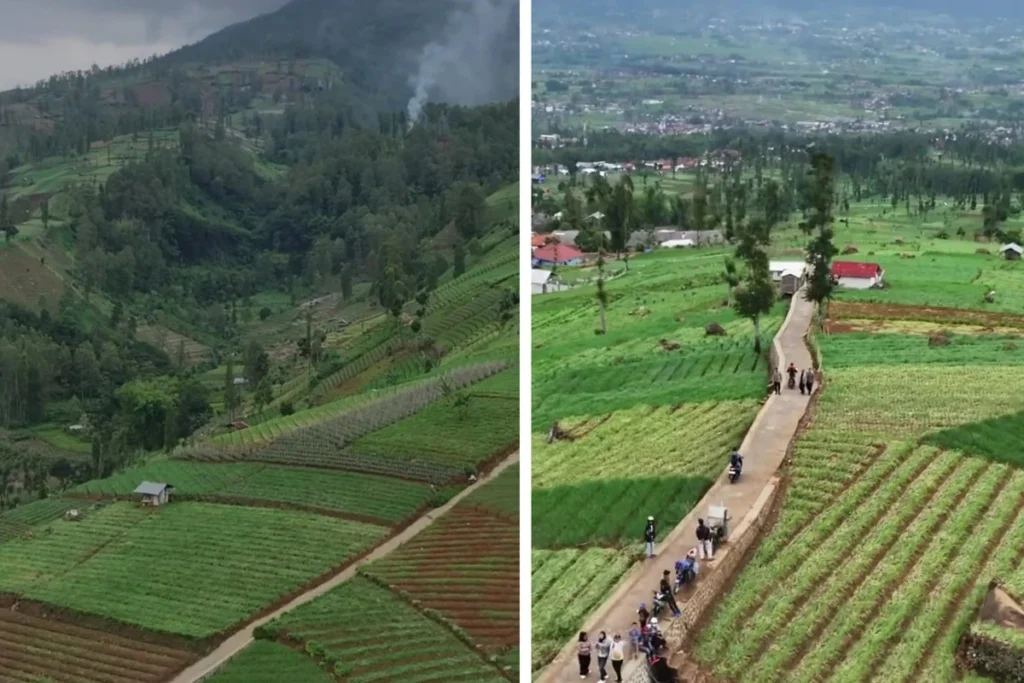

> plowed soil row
[0,608,195,683]
[830,301,1024,329]
[366,507,517,647]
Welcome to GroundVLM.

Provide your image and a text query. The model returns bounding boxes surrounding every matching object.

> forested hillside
[0,0,518,505]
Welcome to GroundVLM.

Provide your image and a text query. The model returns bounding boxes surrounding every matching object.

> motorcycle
[675,559,696,588]
[651,590,668,617]
[728,462,742,483]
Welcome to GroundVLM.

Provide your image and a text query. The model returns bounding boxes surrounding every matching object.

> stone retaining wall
[666,479,781,644]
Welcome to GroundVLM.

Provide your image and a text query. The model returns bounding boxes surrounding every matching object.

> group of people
[771,362,819,395]
[576,631,627,681]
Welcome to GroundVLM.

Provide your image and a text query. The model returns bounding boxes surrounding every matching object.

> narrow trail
[536,292,817,683]
[169,451,519,683]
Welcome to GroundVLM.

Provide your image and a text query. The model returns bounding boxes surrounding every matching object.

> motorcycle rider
[730,448,743,475]
[786,362,798,389]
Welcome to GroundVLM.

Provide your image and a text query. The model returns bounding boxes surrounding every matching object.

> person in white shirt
[610,634,626,682]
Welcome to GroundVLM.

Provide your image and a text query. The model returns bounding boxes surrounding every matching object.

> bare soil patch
[830,301,1024,329]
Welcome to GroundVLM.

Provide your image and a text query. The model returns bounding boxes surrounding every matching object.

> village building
[134,482,174,507]
[769,261,807,282]
[831,261,885,289]
[532,243,584,267]
[1000,243,1022,261]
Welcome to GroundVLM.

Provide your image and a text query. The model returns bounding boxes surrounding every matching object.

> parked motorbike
[728,463,741,483]
[651,590,668,617]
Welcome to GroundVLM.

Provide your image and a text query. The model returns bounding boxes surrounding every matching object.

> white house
[1000,243,1022,261]
[532,269,570,295]
[831,261,885,289]
[769,261,807,282]
[135,482,174,507]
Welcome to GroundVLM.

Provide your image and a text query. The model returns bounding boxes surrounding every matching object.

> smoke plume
[406,0,518,124]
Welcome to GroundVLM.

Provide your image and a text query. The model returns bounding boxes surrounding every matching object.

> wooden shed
[134,482,174,507]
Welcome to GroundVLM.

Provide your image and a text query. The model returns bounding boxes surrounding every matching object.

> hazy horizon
[0,0,287,89]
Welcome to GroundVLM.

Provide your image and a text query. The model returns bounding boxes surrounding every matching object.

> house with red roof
[532,243,584,267]
[531,233,554,249]
[831,261,885,289]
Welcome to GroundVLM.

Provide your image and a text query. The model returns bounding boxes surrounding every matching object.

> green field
[260,577,508,683]
[531,244,773,672]
[207,641,334,683]
[690,225,1024,681]
[71,460,435,524]
[0,502,386,637]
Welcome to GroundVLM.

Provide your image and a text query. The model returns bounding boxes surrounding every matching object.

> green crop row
[208,641,333,683]
[532,548,634,672]
[0,502,386,638]
[265,577,507,683]
[73,461,435,524]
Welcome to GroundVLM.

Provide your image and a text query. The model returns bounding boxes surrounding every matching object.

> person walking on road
[772,368,782,395]
[644,516,657,558]
[611,634,626,682]
[595,631,611,681]
[660,570,683,617]
[806,367,816,394]
[697,518,714,560]
[578,632,592,678]
[798,368,807,395]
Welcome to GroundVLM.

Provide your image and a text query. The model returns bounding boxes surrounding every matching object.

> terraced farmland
[72,460,435,524]
[531,246,775,673]
[0,607,198,683]
[349,394,519,478]
[263,577,509,683]
[0,497,81,543]
[692,244,1024,682]
[0,502,387,637]
[365,506,518,651]
[532,548,634,671]
[206,641,333,683]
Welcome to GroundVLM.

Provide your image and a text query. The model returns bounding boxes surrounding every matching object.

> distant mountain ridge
[159,0,518,114]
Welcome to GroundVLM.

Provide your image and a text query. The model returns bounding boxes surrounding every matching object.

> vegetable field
[207,641,333,683]
[531,246,775,673]
[0,502,387,637]
[73,461,435,524]
[349,395,519,477]
[264,577,509,683]
[364,505,518,651]
[0,497,81,543]
[462,462,519,519]
[0,608,197,683]
[532,548,634,671]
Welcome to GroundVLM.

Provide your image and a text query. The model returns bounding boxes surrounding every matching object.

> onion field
[0,497,81,543]
[1,502,387,637]
[207,641,333,683]
[72,460,435,524]
[263,577,509,683]
[532,548,634,671]
[0,608,197,683]
[364,506,518,651]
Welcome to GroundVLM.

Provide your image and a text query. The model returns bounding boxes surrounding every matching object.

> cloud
[0,0,287,89]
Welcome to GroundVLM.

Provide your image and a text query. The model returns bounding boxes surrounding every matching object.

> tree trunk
[599,301,607,334]
[753,315,762,354]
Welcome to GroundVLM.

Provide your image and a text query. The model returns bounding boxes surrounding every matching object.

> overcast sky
[0,0,288,90]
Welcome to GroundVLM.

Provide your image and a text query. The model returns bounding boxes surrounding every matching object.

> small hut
[1000,243,1022,261]
[779,269,805,297]
[134,482,174,507]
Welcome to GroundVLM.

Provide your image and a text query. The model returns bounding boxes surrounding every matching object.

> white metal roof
[531,269,554,285]
[1000,243,1022,253]
[134,481,172,496]
[769,261,807,273]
